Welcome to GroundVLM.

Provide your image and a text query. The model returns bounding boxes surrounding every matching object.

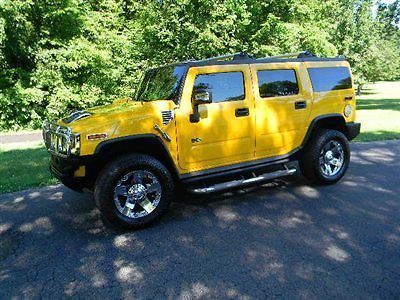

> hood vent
[161,110,174,125]
[62,111,92,124]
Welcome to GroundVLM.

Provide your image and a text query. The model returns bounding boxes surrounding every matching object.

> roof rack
[179,50,344,67]
[196,51,315,63]
[267,51,315,59]
[197,52,254,63]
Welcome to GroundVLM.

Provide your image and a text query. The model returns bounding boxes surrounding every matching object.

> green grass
[357,98,400,111]
[355,131,400,142]
[0,143,57,194]
[354,81,400,142]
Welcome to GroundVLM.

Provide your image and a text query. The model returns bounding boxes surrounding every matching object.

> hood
[59,99,175,136]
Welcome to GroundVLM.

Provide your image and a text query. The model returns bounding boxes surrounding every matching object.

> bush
[0,83,46,130]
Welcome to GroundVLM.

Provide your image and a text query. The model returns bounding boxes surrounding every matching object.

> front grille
[161,110,174,125]
[42,123,72,157]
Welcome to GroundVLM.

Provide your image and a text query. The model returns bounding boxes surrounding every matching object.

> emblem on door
[191,137,202,143]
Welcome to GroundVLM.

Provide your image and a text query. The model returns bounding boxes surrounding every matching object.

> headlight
[70,133,80,155]
[344,104,353,117]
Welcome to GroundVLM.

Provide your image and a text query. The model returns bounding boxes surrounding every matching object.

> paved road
[1,141,399,299]
[0,132,42,144]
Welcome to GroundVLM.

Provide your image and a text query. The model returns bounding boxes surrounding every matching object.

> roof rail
[181,51,323,66]
[267,51,315,59]
[197,52,254,63]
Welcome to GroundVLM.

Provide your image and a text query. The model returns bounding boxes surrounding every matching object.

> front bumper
[346,122,361,140]
[50,155,91,192]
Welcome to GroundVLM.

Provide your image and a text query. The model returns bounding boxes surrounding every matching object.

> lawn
[355,81,400,142]
[0,142,57,194]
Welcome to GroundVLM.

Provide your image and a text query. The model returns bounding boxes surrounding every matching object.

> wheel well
[85,136,179,188]
[301,115,348,148]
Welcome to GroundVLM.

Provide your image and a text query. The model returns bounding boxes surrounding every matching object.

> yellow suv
[43,52,361,229]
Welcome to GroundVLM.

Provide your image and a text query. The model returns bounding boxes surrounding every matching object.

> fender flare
[301,113,347,147]
[94,134,179,178]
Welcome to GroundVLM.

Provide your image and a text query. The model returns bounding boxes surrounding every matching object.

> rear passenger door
[251,63,313,159]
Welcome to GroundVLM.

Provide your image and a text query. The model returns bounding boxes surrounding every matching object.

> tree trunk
[356,84,362,96]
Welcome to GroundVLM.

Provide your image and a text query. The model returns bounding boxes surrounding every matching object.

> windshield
[136,65,187,103]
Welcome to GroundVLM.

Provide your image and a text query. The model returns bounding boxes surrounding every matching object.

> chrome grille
[161,110,174,125]
[42,122,73,157]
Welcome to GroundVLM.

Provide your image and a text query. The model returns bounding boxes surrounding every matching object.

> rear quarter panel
[303,61,356,124]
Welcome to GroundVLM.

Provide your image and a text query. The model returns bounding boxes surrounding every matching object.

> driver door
[175,65,255,173]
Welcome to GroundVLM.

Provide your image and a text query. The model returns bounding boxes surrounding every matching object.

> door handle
[295,101,307,110]
[235,107,249,117]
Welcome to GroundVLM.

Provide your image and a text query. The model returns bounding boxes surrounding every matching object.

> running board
[188,168,297,194]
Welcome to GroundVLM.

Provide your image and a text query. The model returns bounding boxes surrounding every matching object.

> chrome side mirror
[193,90,212,106]
[190,89,212,123]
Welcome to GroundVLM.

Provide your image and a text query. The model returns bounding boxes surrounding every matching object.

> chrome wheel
[319,140,344,177]
[114,170,162,219]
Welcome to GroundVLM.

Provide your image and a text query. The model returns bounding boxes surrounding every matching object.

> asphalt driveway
[0,141,399,299]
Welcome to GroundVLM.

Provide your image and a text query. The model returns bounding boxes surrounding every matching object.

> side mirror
[190,89,212,123]
[193,90,212,106]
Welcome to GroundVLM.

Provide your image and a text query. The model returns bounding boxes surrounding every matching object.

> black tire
[299,129,350,185]
[94,154,174,230]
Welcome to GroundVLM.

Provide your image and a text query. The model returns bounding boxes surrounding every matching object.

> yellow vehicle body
[60,99,179,165]
[43,52,359,193]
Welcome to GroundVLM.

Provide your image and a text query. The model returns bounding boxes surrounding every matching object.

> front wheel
[94,154,174,229]
[300,129,350,185]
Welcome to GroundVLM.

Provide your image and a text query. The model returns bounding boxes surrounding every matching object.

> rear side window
[257,69,299,98]
[193,72,245,103]
[308,67,352,92]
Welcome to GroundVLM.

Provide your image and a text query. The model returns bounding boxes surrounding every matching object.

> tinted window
[193,72,245,103]
[136,65,186,103]
[308,67,352,92]
[258,69,299,98]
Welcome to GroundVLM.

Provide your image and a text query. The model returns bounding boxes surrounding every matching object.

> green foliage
[0,0,399,130]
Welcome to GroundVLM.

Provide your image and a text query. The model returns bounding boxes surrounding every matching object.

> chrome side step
[188,168,297,194]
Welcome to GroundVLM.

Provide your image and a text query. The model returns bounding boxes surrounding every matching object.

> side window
[308,67,352,92]
[193,72,245,103]
[257,69,299,98]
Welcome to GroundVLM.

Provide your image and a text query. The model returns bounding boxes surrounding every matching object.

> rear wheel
[94,154,174,229]
[300,129,350,185]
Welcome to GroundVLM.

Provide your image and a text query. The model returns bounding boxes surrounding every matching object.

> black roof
[167,51,347,68]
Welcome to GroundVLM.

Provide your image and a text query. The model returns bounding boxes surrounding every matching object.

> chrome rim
[319,140,345,177]
[114,170,162,219]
